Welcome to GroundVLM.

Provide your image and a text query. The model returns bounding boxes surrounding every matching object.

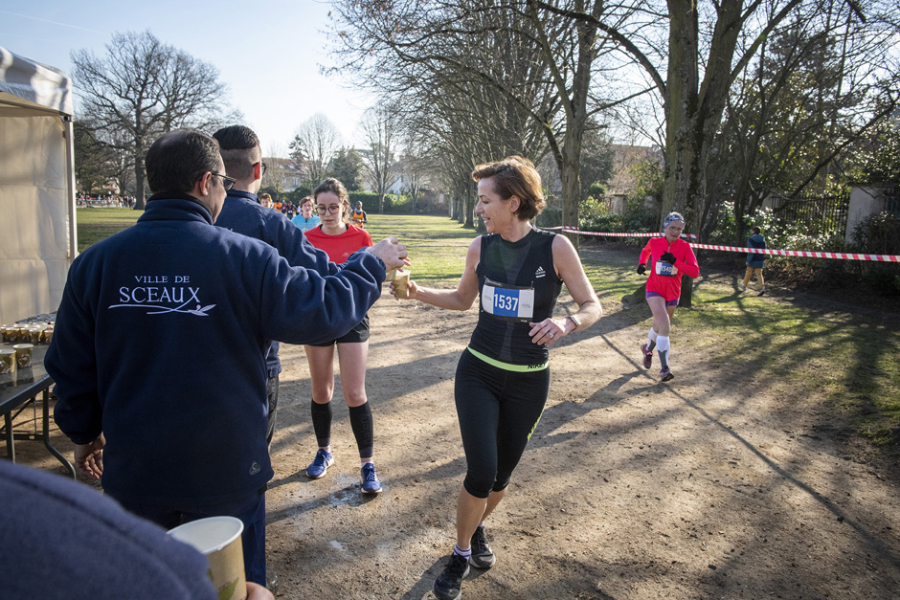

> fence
[883,185,900,216]
[770,194,849,237]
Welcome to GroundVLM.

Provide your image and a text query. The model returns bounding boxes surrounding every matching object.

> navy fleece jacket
[747,233,767,268]
[214,190,340,377]
[46,195,385,505]
[0,460,216,600]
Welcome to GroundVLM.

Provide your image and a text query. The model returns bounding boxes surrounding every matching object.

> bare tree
[289,114,341,189]
[359,106,402,213]
[71,31,234,209]
[399,134,433,214]
[330,0,630,233]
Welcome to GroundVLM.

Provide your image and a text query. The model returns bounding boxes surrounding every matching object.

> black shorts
[308,314,370,346]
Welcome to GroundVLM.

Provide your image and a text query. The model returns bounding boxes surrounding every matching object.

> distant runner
[350,201,367,228]
[636,212,700,382]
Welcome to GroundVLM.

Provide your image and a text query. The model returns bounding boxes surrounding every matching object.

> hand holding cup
[369,236,409,271]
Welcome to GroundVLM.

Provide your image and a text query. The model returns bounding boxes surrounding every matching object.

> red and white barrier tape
[544,225,698,240]
[550,227,900,262]
[688,243,900,262]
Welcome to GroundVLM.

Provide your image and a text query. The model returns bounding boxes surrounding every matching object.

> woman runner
[394,156,602,600]
[303,178,382,494]
[636,212,700,381]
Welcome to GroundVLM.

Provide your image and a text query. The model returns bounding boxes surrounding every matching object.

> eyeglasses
[258,161,268,176]
[209,172,237,191]
[316,204,342,214]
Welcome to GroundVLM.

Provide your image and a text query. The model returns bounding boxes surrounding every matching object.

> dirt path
[263,247,900,599]
[12,246,900,599]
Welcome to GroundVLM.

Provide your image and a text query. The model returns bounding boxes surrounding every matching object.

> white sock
[647,327,658,352]
[656,335,670,353]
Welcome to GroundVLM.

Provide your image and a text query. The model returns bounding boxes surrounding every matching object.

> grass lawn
[76,210,900,455]
[76,207,141,252]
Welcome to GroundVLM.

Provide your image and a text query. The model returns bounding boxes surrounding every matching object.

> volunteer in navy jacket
[212,125,338,448]
[0,460,274,600]
[45,130,408,587]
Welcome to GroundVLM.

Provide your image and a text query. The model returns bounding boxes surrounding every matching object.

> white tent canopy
[0,47,77,325]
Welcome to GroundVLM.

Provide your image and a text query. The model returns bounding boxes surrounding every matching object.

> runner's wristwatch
[566,315,581,332]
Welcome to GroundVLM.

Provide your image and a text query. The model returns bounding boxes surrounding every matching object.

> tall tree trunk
[663,0,702,307]
[133,139,146,210]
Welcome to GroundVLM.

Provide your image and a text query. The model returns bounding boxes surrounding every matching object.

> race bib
[482,279,534,322]
[655,260,678,277]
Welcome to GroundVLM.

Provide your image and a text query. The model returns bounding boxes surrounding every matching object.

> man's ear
[194,172,212,198]
[254,162,262,180]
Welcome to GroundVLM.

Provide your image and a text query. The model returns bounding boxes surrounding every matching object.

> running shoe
[758,289,766,296]
[660,367,674,382]
[469,526,496,569]
[433,554,470,600]
[738,285,746,292]
[641,344,653,369]
[360,463,382,494]
[306,448,334,479]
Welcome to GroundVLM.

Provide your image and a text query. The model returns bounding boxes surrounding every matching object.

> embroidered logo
[108,275,216,316]
[535,266,546,279]
[249,461,261,476]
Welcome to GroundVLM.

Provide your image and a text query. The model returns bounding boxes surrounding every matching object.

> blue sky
[1,0,371,155]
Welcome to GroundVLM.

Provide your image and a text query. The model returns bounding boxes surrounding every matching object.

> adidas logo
[535,266,546,278]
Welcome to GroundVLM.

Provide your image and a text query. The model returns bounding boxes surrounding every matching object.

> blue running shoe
[306,449,334,479]
[361,463,382,494]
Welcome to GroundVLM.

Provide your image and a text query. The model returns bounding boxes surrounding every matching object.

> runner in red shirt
[636,212,700,382]
[302,178,384,495]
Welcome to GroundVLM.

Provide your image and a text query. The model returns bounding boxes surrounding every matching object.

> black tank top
[469,228,563,366]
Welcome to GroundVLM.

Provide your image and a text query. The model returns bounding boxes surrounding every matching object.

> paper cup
[13,344,33,368]
[0,325,12,343]
[393,269,411,299]
[168,516,246,600]
[0,349,15,374]
[27,327,43,344]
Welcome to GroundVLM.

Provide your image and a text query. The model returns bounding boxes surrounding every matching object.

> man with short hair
[46,129,407,588]
[212,125,340,448]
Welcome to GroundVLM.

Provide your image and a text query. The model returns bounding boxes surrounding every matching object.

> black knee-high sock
[348,403,374,459]
[310,401,332,448]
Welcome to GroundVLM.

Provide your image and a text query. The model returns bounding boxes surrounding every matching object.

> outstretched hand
[369,236,410,271]
[390,279,419,301]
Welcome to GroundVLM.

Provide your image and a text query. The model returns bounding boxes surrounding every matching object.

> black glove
[636,264,646,275]
[660,252,676,264]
